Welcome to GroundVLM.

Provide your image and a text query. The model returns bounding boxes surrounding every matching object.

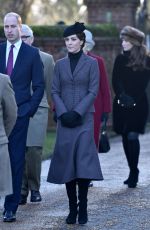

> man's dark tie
[6,44,14,76]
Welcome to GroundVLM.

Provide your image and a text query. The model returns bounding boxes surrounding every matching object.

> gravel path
[1,133,150,229]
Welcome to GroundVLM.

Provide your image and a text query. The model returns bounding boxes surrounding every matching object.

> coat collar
[64,52,89,79]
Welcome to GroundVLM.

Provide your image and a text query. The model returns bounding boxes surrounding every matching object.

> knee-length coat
[112,53,150,135]
[87,52,111,149]
[0,74,17,195]
[47,53,103,184]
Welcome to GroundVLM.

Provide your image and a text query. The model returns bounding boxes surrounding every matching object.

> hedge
[0,23,119,38]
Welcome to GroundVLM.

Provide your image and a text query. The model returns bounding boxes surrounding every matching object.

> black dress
[112,52,150,134]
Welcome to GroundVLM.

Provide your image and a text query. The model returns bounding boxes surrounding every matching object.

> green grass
[42,130,56,160]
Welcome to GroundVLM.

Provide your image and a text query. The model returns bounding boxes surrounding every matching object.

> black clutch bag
[117,93,136,108]
[99,120,110,153]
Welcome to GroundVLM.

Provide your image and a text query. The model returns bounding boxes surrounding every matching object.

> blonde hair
[4,12,22,25]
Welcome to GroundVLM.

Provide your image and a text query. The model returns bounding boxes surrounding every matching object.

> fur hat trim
[120,26,145,46]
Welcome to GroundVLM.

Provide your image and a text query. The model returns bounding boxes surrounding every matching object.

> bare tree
[0,0,34,23]
[27,0,86,25]
[0,0,86,25]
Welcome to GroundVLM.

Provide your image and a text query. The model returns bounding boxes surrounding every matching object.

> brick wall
[34,37,120,74]
[84,0,140,29]
[33,36,120,87]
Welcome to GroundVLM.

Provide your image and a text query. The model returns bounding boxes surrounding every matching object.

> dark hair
[127,45,149,71]
[76,32,85,49]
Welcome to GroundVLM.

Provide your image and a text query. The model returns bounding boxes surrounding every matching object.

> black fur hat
[63,22,86,37]
[120,25,145,46]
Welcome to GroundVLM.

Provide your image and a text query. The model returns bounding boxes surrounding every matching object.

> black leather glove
[101,112,109,122]
[60,111,82,128]
[118,93,136,108]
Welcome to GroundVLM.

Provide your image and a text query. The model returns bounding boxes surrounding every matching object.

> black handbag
[99,120,110,153]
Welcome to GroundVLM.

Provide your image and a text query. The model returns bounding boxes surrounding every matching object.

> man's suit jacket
[26,51,55,146]
[0,41,44,118]
[0,73,17,195]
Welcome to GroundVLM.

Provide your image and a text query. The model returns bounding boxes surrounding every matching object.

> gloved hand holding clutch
[118,93,136,108]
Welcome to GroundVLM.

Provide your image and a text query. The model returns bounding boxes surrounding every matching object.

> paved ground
[1,132,150,229]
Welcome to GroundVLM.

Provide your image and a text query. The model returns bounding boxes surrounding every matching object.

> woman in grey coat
[47,22,103,225]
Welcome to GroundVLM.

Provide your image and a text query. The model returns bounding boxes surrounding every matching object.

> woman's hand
[60,111,83,128]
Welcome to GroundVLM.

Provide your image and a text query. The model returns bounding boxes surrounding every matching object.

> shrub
[0,23,118,38]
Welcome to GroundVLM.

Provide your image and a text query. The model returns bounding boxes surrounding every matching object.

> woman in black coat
[112,26,150,188]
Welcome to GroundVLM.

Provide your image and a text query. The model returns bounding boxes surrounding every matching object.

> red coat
[87,52,112,149]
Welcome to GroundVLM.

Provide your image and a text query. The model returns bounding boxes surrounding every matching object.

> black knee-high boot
[122,135,132,184]
[78,179,89,224]
[65,180,78,224]
[127,139,140,188]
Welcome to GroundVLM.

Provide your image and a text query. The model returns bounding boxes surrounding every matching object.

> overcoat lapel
[73,53,88,77]
[63,53,88,79]
[63,57,73,79]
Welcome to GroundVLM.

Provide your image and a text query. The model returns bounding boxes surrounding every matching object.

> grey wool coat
[26,51,55,146]
[47,52,103,184]
[0,74,17,195]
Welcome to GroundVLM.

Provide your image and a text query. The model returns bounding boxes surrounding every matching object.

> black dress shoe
[3,211,16,222]
[30,190,42,202]
[19,194,27,205]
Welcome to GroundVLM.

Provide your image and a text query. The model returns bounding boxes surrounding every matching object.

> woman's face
[64,34,83,53]
[122,39,133,51]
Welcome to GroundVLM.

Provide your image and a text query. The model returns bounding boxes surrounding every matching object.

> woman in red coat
[84,30,112,150]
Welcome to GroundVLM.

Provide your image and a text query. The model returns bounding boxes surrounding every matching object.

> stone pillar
[84,0,140,29]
